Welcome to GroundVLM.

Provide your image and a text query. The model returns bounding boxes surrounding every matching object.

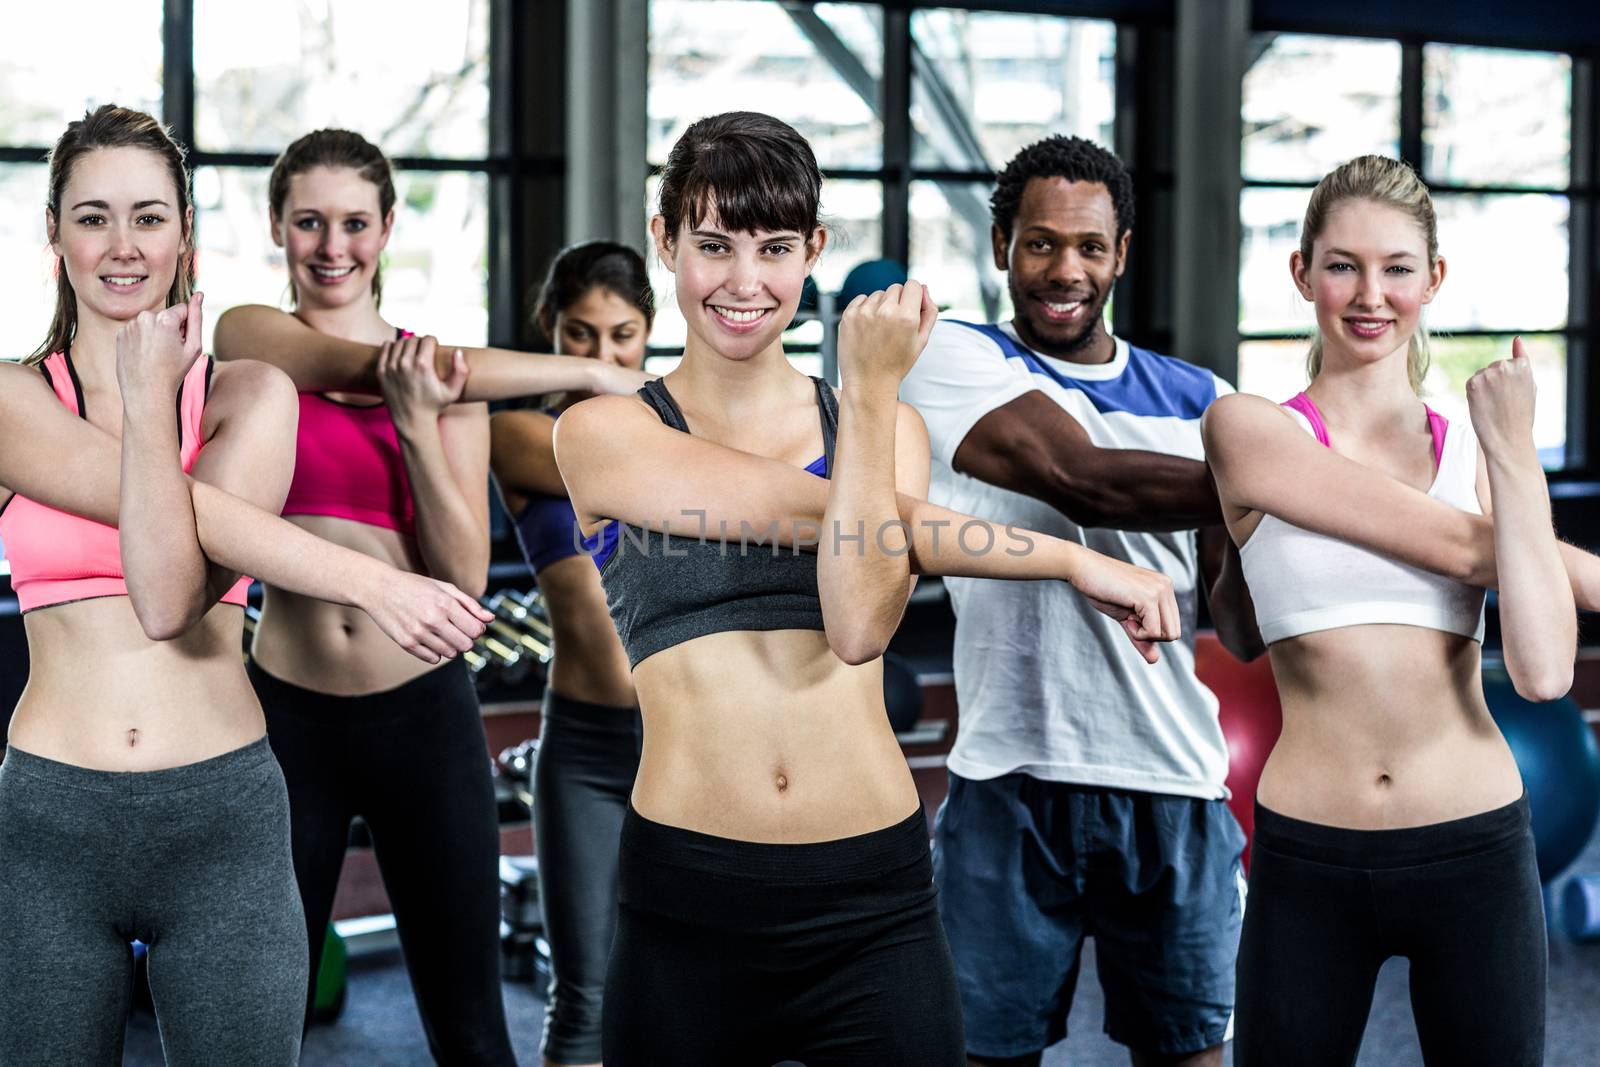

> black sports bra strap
[637,379,690,432]
[812,377,839,470]
[638,376,837,469]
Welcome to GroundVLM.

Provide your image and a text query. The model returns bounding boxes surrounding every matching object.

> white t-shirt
[900,319,1234,799]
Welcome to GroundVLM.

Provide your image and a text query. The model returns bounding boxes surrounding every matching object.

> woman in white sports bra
[1205,155,1587,1067]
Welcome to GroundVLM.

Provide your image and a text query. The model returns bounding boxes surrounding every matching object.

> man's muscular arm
[954,389,1221,531]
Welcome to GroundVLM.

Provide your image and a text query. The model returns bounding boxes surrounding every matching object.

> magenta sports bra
[279,329,417,536]
[0,351,252,614]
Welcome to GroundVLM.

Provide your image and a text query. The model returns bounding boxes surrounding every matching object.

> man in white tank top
[900,137,1260,1067]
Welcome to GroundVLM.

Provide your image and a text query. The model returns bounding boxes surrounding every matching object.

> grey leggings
[533,690,642,1064]
[0,737,307,1066]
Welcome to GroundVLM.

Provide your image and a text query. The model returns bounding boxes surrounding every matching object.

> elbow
[823,611,893,666]
[828,632,890,667]
[131,599,199,642]
[1510,663,1573,705]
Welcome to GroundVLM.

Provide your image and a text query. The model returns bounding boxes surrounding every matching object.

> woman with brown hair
[0,105,486,1067]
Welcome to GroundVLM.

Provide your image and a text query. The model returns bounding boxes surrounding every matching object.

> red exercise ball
[1194,633,1282,871]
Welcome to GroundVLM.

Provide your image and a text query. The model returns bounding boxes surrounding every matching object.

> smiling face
[994,177,1129,360]
[1293,198,1445,369]
[653,207,824,362]
[49,146,189,327]
[547,285,649,368]
[272,165,393,310]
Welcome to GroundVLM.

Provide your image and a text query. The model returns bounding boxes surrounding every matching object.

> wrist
[348,554,388,610]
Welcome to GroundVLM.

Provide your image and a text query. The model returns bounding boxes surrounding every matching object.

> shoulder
[1124,343,1229,409]
[552,393,656,454]
[918,319,1015,367]
[0,360,57,414]
[212,304,294,360]
[209,357,297,405]
[202,358,297,433]
[1200,392,1297,451]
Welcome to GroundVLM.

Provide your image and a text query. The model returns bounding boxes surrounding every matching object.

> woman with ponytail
[0,105,487,1067]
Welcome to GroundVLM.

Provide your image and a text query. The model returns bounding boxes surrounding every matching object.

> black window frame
[1241,19,1597,476]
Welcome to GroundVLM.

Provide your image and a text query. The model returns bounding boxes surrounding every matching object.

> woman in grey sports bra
[555,111,1182,1067]
[1206,155,1599,1066]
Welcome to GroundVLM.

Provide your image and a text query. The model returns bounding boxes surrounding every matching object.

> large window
[0,0,493,363]
[1239,36,1577,468]
[645,2,1121,370]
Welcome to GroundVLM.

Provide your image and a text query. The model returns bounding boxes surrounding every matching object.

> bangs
[664,119,821,238]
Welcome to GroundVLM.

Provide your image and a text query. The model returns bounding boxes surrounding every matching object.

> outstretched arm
[0,360,490,662]
[1203,390,1600,610]
[955,392,1221,530]
[213,304,651,401]
[556,379,1181,660]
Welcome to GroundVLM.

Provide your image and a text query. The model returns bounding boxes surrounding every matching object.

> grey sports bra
[589,377,838,667]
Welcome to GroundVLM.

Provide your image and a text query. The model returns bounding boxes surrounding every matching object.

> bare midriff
[249,513,431,696]
[1257,623,1523,830]
[630,628,920,843]
[12,597,262,771]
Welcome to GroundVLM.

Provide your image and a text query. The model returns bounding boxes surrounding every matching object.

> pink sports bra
[278,329,417,536]
[0,351,253,614]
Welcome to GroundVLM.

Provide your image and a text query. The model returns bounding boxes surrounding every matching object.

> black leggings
[1235,794,1545,1067]
[248,658,517,1066]
[532,690,641,1063]
[603,804,964,1066]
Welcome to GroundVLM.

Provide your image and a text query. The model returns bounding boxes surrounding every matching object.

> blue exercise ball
[1482,668,1600,882]
[836,259,909,306]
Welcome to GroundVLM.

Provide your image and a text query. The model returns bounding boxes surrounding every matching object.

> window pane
[1237,339,1310,402]
[196,166,488,352]
[910,10,1115,172]
[1430,193,1567,332]
[194,0,490,157]
[648,2,883,169]
[0,1,162,146]
[1424,334,1566,467]
[644,175,882,352]
[1239,187,1313,335]
[1241,335,1567,468]
[909,180,1009,325]
[1243,34,1400,183]
[1424,46,1570,188]
[0,165,53,361]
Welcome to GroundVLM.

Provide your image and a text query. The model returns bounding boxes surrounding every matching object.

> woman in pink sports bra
[1206,155,1596,1066]
[0,106,488,1067]
[220,129,534,1062]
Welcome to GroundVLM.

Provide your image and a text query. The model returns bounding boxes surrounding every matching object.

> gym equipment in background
[313,924,348,1023]
[882,652,924,735]
[1193,634,1282,872]
[1481,668,1600,883]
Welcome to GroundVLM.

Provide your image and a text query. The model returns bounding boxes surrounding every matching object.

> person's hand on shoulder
[379,334,465,431]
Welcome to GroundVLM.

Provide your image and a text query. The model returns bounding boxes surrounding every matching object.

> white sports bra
[1238,392,1486,645]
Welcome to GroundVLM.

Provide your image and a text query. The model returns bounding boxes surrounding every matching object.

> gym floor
[117,819,1600,1066]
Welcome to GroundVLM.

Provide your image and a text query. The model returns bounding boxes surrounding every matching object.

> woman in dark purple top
[489,241,652,1067]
